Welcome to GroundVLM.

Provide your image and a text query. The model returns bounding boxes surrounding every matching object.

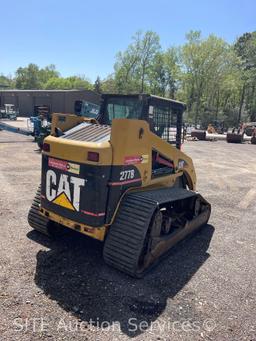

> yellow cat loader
[28,94,211,277]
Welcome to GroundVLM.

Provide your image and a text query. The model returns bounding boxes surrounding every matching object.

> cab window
[106,97,143,123]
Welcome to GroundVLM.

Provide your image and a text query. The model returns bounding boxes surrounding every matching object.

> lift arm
[0,122,32,136]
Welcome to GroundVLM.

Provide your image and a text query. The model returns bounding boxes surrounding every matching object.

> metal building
[0,90,100,116]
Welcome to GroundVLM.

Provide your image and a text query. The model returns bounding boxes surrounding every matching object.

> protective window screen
[106,97,143,123]
[152,103,178,144]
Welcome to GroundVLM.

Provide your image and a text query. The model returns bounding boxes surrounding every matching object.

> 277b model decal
[120,169,135,181]
[108,170,141,186]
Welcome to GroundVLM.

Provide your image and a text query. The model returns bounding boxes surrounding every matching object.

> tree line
[0,64,92,92]
[1,30,255,126]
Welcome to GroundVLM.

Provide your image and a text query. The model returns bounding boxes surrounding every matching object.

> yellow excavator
[28,94,211,277]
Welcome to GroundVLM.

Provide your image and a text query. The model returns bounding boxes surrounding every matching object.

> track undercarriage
[28,186,51,236]
[103,187,211,277]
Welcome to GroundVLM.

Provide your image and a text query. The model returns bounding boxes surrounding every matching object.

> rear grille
[62,123,111,142]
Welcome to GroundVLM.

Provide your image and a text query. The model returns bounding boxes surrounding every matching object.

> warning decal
[124,155,149,165]
[48,157,80,175]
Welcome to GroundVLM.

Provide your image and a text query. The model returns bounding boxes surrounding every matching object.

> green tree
[114,31,161,93]
[15,64,60,89]
[101,75,118,93]
[137,31,161,92]
[147,49,181,97]
[148,52,167,96]
[0,75,14,89]
[39,64,59,85]
[66,76,93,89]
[44,77,69,89]
[44,76,92,90]
[234,32,256,122]
[94,76,102,93]
[15,63,42,89]
[163,47,181,98]
[180,31,235,125]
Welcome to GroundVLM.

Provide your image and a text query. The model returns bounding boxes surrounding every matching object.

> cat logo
[46,170,85,211]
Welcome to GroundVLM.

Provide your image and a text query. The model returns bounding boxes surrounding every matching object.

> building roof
[0,89,94,93]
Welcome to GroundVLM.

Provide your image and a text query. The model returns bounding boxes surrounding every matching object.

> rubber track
[28,186,50,236]
[103,194,157,277]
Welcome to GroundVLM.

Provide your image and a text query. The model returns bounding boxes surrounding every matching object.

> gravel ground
[0,122,256,341]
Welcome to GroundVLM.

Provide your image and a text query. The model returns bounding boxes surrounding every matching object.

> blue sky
[1,0,255,82]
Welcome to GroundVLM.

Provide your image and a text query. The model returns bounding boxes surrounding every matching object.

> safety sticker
[48,157,80,175]
[124,154,148,165]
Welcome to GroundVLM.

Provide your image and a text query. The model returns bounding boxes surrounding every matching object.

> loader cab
[98,94,185,149]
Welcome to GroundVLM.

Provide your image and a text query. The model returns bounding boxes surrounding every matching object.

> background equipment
[28,94,211,277]
[207,121,225,134]
[191,129,206,140]
[29,105,52,149]
[29,102,100,149]
[74,100,100,117]
[226,122,256,143]
[0,104,18,120]
[251,128,256,144]
[244,122,256,137]
[226,127,244,143]
[0,121,32,136]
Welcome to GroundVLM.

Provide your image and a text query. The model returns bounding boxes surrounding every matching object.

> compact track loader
[28,94,211,277]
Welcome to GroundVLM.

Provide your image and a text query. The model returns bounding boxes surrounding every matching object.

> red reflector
[87,151,99,162]
[43,143,50,152]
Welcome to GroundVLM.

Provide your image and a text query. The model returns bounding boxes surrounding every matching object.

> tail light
[43,143,50,152]
[87,151,99,162]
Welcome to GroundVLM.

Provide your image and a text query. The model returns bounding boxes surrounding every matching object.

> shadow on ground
[27,224,214,337]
